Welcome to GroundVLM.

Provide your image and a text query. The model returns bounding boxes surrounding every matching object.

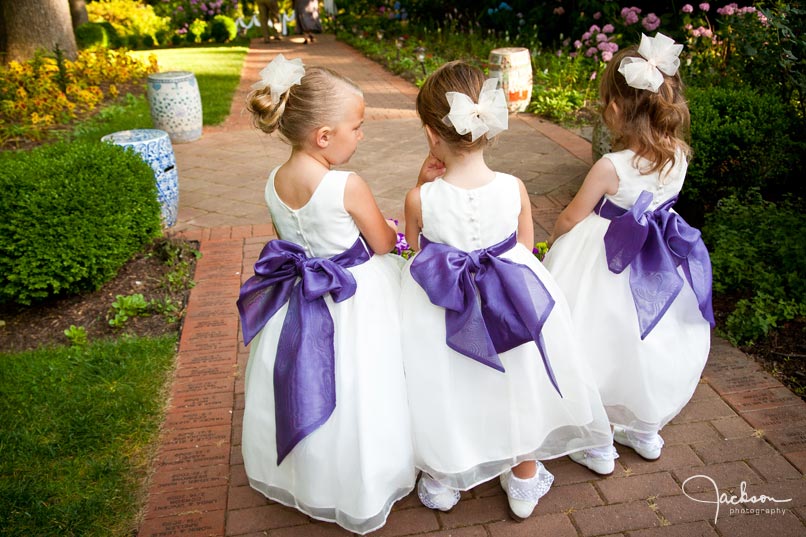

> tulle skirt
[543,213,711,433]
[242,254,415,535]
[400,242,613,490]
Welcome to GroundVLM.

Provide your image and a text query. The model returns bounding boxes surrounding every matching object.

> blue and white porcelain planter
[147,71,203,143]
[101,129,179,227]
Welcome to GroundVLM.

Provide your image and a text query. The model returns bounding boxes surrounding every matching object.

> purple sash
[596,190,715,339]
[236,237,371,464]
[410,232,561,395]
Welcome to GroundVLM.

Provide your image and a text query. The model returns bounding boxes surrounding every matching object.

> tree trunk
[68,0,88,29]
[1,0,78,63]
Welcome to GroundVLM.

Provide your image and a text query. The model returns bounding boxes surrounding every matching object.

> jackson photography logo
[681,474,792,524]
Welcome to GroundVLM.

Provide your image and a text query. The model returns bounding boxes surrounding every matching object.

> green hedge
[0,141,162,305]
[679,86,803,225]
[702,192,806,345]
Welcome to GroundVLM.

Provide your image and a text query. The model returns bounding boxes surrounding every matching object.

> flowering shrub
[149,0,243,40]
[0,49,157,147]
[87,0,171,47]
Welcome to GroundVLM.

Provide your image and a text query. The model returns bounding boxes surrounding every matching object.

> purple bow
[236,238,371,464]
[597,191,715,339]
[410,233,561,396]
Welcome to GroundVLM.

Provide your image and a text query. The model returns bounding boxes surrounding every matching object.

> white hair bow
[442,78,509,142]
[618,32,683,92]
[252,54,305,105]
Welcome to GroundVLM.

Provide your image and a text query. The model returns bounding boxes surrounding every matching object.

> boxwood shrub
[0,141,162,305]
[679,86,802,225]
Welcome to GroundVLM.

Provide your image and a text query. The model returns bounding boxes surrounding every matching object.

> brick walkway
[138,34,806,536]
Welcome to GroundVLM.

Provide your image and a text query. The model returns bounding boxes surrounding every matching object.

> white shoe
[568,445,618,475]
[417,474,460,512]
[499,463,554,521]
[613,426,664,460]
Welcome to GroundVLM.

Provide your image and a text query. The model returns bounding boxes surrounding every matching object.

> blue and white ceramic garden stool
[147,71,203,143]
[101,129,179,228]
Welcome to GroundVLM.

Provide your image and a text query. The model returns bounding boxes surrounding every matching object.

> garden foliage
[0,48,156,146]
[703,192,806,345]
[0,141,162,305]
[681,86,804,222]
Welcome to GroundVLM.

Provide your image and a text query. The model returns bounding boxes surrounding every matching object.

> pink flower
[596,32,608,42]
[585,47,598,57]
[602,50,613,62]
[582,31,592,41]
[625,11,639,25]
[699,3,710,11]
[642,13,661,31]
[553,6,565,15]
[593,11,602,20]
[590,71,597,81]
[602,24,615,33]
[682,4,694,13]
[574,40,583,49]
[589,24,601,33]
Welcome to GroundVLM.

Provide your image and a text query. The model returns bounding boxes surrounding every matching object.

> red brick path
[137,35,806,537]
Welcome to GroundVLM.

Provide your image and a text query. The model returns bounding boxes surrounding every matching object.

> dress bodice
[420,173,521,252]
[265,168,361,258]
[603,149,687,211]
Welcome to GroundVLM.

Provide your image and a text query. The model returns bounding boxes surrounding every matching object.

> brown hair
[416,60,491,152]
[246,65,362,147]
[599,45,691,176]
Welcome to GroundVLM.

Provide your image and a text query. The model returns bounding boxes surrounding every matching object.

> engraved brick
[723,387,804,413]
[160,424,230,451]
[741,404,806,431]
[763,427,806,454]
[150,464,229,492]
[164,407,232,430]
[138,510,225,536]
[158,442,230,468]
[145,485,227,518]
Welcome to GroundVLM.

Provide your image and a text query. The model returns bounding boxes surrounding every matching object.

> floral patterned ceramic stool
[101,129,179,228]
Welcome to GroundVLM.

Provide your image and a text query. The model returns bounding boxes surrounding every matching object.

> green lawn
[0,336,177,536]
[131,46,249,125]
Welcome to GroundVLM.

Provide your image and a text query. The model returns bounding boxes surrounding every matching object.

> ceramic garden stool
[146,71,203,143]
[101,129,179,228]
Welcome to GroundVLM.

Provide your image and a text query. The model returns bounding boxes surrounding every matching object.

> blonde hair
[246,65,362,146]
[416,60,491,152]
[600,46,691,175]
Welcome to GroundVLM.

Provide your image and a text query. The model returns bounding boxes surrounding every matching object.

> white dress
[400,173,613,490]
[241,169,415,535]
[543,149,712,434]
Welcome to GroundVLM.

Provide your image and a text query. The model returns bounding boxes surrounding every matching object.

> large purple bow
[236,238,371,464]
[410,233,561,395]
[597,190,715,339]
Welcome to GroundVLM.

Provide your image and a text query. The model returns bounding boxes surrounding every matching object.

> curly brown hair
[599,46,691,176]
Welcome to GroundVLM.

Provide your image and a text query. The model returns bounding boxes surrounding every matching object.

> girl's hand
[417,153,446,186]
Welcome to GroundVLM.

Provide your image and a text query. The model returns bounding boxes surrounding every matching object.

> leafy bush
[703,192,806,345]
[0,48,156,147]
[87,0,171,48]
[209,14,237,43]
[0,141,162,305]
[679,86,802,224]
[75,22,110,49]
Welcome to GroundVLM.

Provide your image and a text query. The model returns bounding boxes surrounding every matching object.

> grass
[0,336,177,536]
[130,45,249,125]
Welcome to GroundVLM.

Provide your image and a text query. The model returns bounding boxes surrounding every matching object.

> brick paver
[138,33,806,536]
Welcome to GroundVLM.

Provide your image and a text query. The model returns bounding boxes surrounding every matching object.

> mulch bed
[0,238,198,353]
